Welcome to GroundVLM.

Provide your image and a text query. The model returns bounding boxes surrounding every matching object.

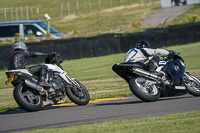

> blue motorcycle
[113,52,200,102]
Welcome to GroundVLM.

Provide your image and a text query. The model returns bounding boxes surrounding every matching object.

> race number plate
[5,74,14,85]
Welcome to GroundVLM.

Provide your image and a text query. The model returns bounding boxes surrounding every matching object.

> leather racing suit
[8,49,48,70]
[124,48,169,63]
[8,49,49,86]
[124,48,169,72]
[113,48,170,81]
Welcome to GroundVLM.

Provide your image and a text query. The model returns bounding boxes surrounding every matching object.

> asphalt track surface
[0,94,200,133]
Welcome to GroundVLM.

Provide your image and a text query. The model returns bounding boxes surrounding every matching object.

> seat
[117,62,145,68]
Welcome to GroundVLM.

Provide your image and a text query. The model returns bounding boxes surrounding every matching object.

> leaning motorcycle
[112,52,200,102]
[5,52,90,111]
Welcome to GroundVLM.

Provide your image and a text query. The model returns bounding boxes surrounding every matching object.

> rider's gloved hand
[48,51,56,57]
[168,50,175,55]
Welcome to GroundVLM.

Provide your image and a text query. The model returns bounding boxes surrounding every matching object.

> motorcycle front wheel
[184,73,200,96]
[13,84,42,112]
[66,81,90,105]
[129,76,160,102]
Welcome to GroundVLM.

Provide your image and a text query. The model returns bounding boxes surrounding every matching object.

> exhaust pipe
[25,79,44,92]
[132,67,165,85]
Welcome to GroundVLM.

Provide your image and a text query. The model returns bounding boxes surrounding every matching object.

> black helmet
[135,40,150,49]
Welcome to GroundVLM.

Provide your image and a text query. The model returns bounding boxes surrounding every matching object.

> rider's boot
[148,63,164,77]
[39,66,50,87]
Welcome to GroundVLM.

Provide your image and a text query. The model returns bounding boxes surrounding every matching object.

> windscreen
[36,22,58,33]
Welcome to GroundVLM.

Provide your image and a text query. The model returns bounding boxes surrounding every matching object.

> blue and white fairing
[156,60,167,72]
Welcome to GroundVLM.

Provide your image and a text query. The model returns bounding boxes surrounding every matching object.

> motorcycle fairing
[164,59,186,86]
[7,69,33,76]
[112,62,145,81]
[44,64,77,86]
[5,69,37,86]
[158,61,167,66]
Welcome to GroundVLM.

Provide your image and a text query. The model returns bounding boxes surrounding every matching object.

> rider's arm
[24,51,48,57]
[142,48,169,57]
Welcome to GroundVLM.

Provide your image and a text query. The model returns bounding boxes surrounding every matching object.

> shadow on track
[0,105,75,115]
[159,95,194,101]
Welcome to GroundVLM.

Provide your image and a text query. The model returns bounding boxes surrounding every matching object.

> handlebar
[48,51,58,57]
[163,52,180,61]
[45,52,62,64]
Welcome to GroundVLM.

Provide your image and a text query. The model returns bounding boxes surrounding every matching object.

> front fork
[184,72,195,82]
[184,72,200,86]
[65,74,80,87]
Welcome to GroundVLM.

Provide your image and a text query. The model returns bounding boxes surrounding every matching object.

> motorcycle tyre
[185,74,200,97]
[13,84,42,112]
[66,81,90,105]
[129,77,160,102]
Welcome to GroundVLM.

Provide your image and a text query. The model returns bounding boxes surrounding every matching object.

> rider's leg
[148,56,159,72]
[27,65,49,87]
[39,65,49,87]
[147,56,164,77]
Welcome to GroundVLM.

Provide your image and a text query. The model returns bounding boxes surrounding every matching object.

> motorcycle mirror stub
[59,60,63,64]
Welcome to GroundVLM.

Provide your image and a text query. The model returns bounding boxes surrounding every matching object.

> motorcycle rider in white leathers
[124,40,175,72]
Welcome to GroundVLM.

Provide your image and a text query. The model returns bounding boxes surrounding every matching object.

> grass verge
[0,0,160,37]
[22,111,200,133]
[168,4,200,25]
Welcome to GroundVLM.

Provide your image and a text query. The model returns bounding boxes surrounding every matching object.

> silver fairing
[44,64,75,85]
[8,69,33,76]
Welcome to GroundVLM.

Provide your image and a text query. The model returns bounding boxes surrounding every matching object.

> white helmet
[12,41,27,51]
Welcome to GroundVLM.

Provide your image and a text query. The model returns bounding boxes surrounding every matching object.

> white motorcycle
[5,52,90,111]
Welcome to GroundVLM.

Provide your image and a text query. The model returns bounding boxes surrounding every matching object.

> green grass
[0,0,160,36]
[0,0,199,39]
[0,0,200,37]
[57,2,160,35]
[66,42,200,80]
[0,42,200,112]
[22,111,200,133]
[163,42,200,70]
[168,4,200,25]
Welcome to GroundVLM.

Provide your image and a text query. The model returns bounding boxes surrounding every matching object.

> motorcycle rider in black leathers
[8,41,50,87]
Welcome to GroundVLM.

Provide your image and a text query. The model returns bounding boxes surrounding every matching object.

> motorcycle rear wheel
[129,76,160,102]
[66,81,90,105]
[13,84,42,112]
[184,74,200,96]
